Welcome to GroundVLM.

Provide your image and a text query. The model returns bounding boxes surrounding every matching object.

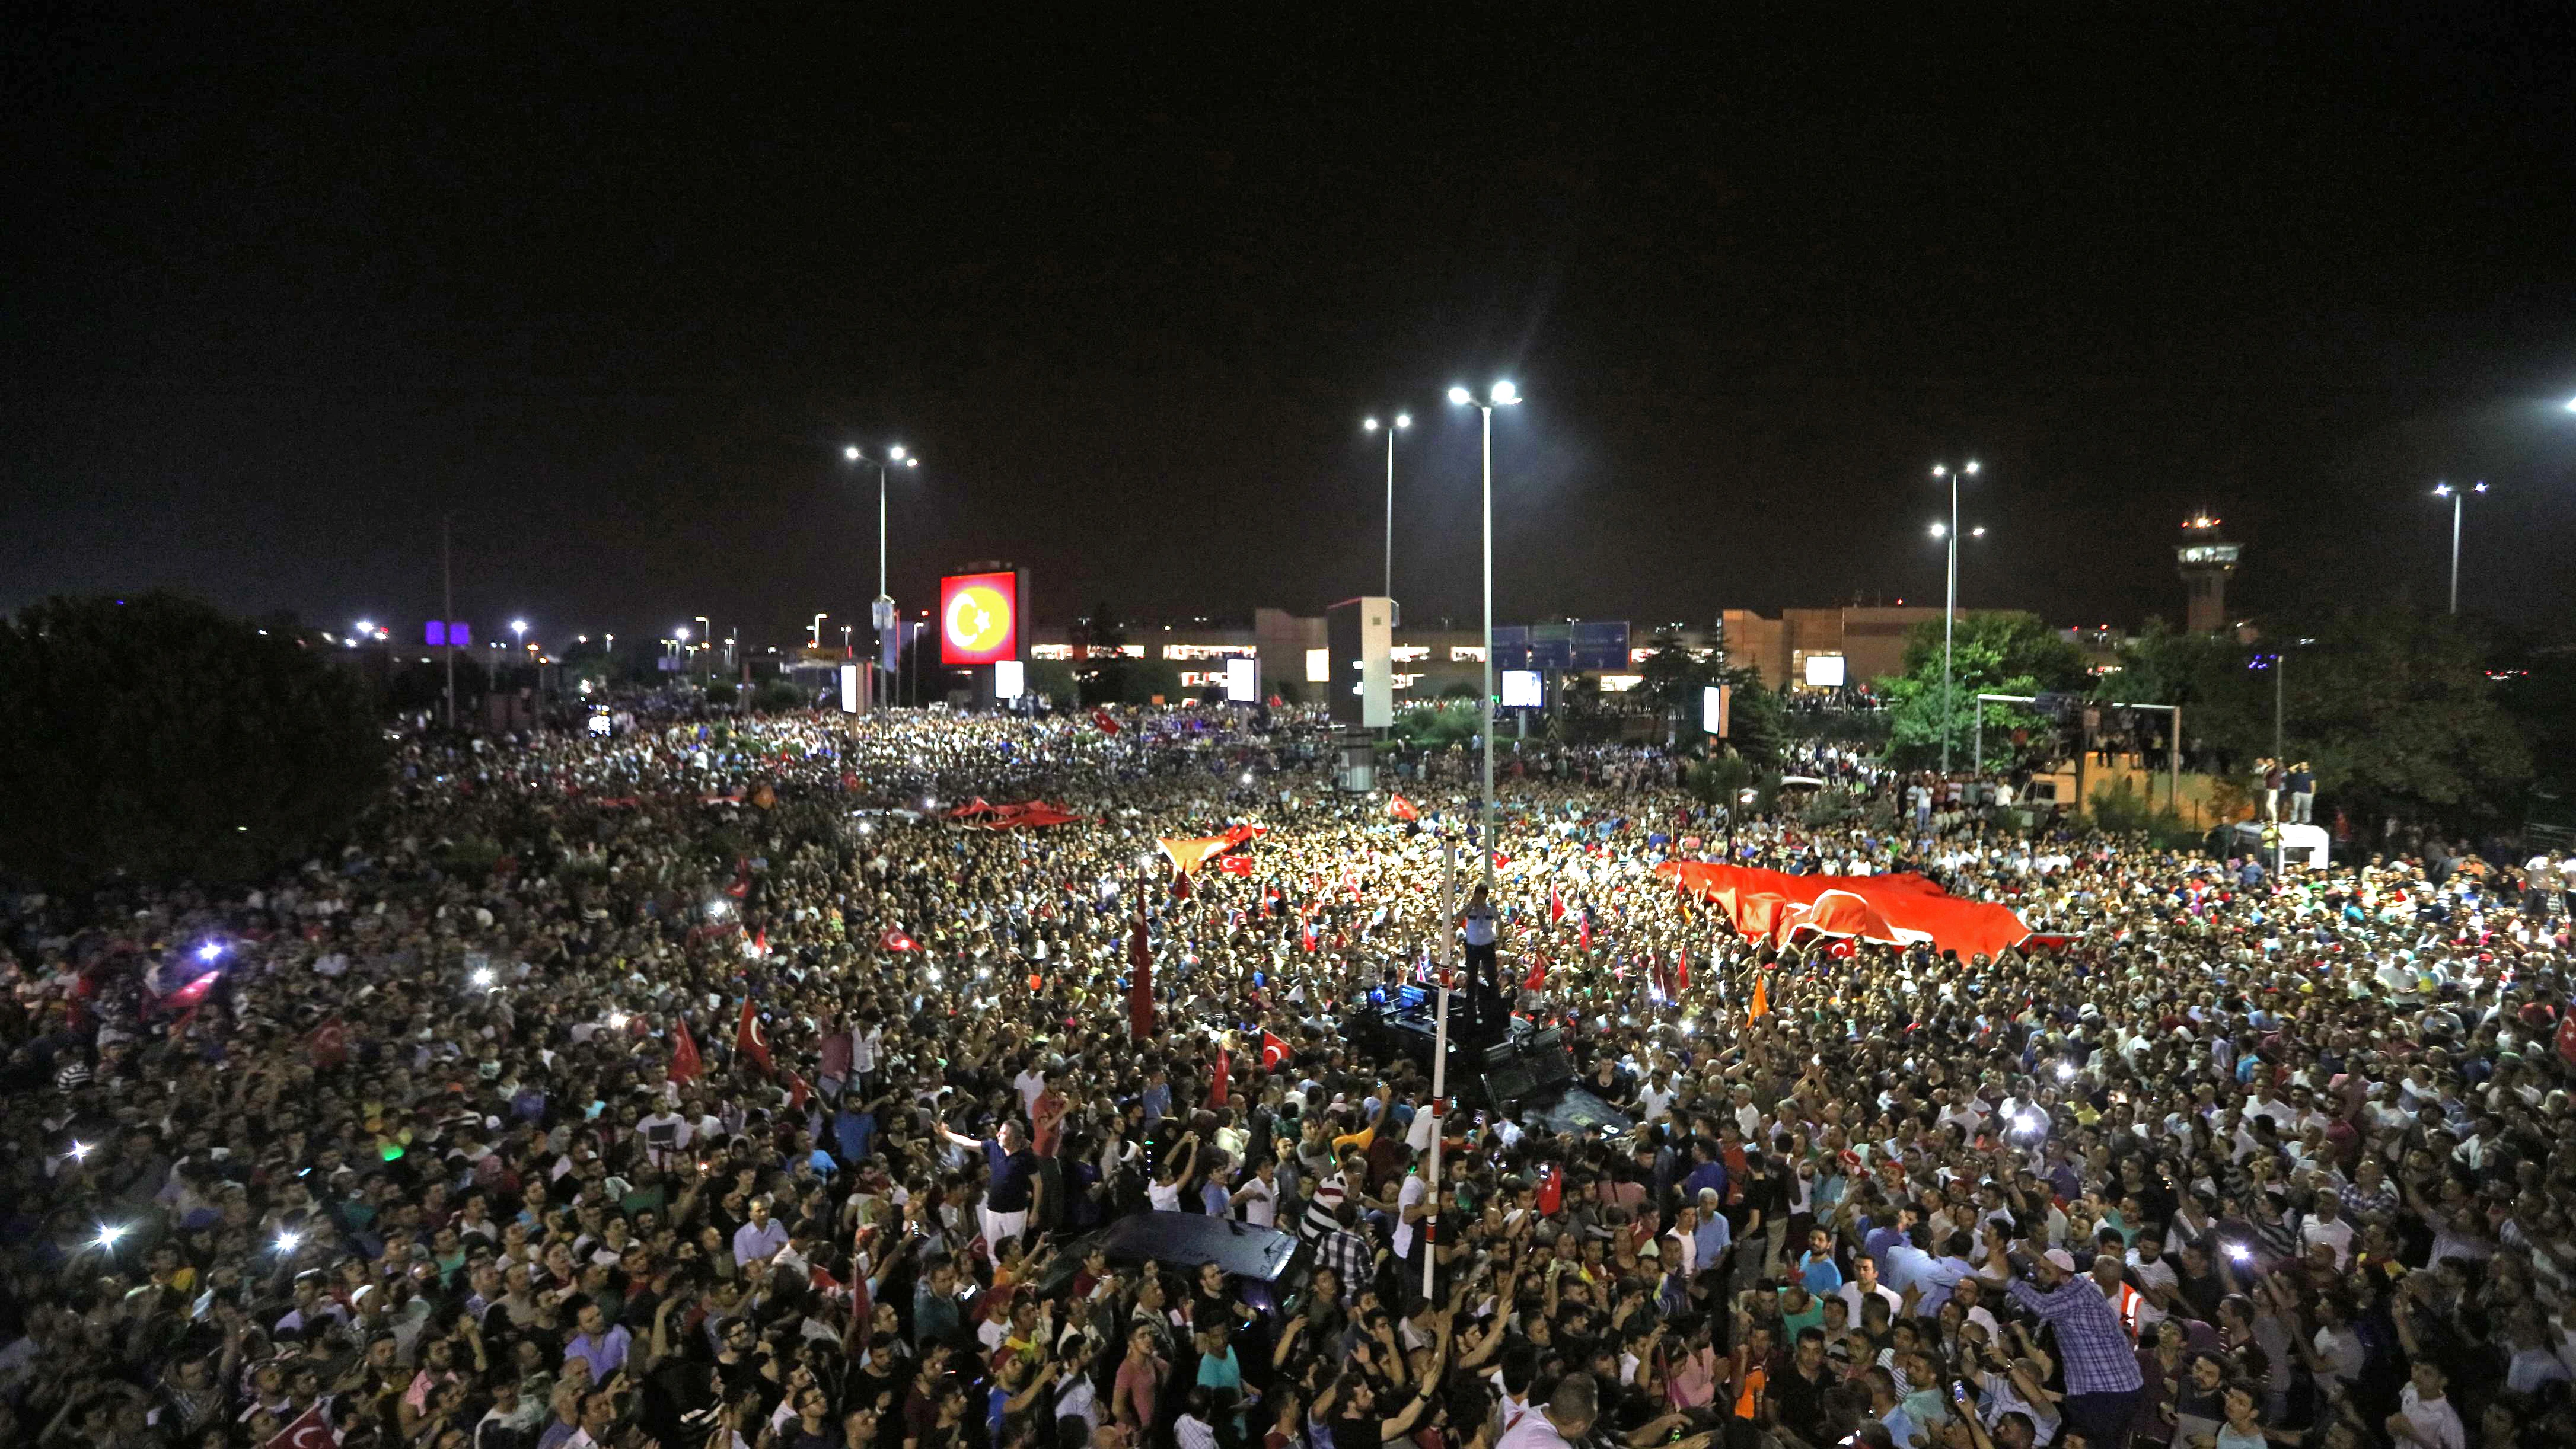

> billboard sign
[1223,657,1257,703]
[1702,683,1730,736]
[1501,669,1542,707]
[938,570,1021,665]
[993,659,1025,699]
[1802,653,1846,688]
[839,663,860,714]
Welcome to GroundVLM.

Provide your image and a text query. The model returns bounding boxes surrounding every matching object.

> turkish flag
[788,1072,811,1111]
[881,928,919,952]
[1092,708,1120,735]
[1128,874,1157,1041]
[1299,915,1318,953]
[1204,1048,1230,1107]
[307,1018,349,1070]
[1387,794,1420,822]
[2556,1012,2576,1069]
[161,969,219,1013]
[1827,938,1856,960]
[1260,1030,1291,1071]
[735,1000,774,1076]
[1550,887,1566,923]
[1577,914,1590,953]
[266,1403,338,1449]
[1218,854,1252,877]
[1676,953,1691,991]
[668,1018,703,1084]
[1525,953,1548,991]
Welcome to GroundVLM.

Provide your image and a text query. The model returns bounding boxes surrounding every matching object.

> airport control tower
[2176,515,2239,633]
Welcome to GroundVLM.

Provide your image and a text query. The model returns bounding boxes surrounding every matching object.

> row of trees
[1873,608,2548,832]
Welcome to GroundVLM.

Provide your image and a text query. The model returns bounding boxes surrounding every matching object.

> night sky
[10,10,2576,647]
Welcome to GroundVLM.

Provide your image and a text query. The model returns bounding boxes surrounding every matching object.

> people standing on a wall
[2287,761,2314,824]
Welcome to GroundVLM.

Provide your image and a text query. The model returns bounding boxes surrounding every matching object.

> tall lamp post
[847,444,918,708]
[2431,481,2486,615]
[1448,381,1519,898]
[1362,411,1411,599]
[1928,461,1981,773]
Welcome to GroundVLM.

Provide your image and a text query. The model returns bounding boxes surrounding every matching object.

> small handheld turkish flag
[266,1403,339,1449]
[1387,794,1420,822]
[1092,708,1120,735]
[668,1017,702,1084]
[880,928,918,952]
[1219,854,1252,877]
[1260,1030,1291,1071]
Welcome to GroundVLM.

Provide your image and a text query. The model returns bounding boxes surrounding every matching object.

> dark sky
[9,9,2576,648]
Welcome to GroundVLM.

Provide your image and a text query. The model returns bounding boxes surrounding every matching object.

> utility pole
[441,513,457,730]
[1424,835,1454,1300]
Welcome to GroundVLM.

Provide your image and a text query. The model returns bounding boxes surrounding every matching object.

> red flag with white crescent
[1092,708,1120,735]
[880,928,918,952]
[735,999,774,1076]
[1260,1030,1290,1071]
[1218,854,1252,877]
[1387,794,1420,822]
[1550,887,1567,923]
[266,1403,339,1449]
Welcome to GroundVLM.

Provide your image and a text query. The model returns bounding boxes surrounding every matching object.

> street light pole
[1363,413,1411,599]
[1930,461,1980,774]
[2432,481,2486,615]
[848,444,917,708]
[1449,382,1519,899]
[441,513,456,730]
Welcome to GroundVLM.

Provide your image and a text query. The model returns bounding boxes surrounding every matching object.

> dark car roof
[1036,1212,1303,1298]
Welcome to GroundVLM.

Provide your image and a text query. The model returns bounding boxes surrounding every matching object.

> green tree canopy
[1879,611,2088,771]
[0,593,389,892]
[2109,610,2530,826]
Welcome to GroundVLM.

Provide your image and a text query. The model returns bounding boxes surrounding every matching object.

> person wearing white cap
[1971,1227,2141,1448]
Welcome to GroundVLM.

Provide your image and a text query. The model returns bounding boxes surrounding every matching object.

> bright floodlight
[1931,464,1946,477]
[2434,483,2451,497]
[904,457,917,468]
[2474,481,2488,493]
[889,445,906,461]
[674,625,690,641]
[1363,417,1380,432]
[1929,522,1948,538]
[1448,385,1473,405]
[1964,461,1981,474]
[1490,381,1519,404]
[511,619,528,638]
[2565,396,2576,413]
[844,445,860,460]
[354,619,374,636]
[1970,526,1987,538]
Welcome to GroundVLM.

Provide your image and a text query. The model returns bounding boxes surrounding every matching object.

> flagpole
[1426,835,1453,1301]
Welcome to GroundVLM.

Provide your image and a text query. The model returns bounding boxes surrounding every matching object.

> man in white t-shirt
[1839,1253,1904,1323]
[1392,1170,1429,1260]
[1012,1062,1047,1116]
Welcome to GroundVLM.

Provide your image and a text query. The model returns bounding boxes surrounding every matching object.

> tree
[2109,609,2532,829]
[0,593,389,892]
[1879,611,2088,772]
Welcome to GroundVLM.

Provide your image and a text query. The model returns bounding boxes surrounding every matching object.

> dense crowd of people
[4,703,2572,1449]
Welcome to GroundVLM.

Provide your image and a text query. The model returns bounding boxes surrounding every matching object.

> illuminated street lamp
[1362,411,1411,599]
[1446,381,1519,901]
[847,444,920,708]
[509,618,528,646]
[1929,461,1981,773]
[2430,481,2488,615]
[810,613,827,650]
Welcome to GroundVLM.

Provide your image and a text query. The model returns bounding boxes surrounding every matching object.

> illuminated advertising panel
[1501,669,1542,707]
[938,571,1021,665]
[1802,653,1846,688]
[1223,657,1257,702]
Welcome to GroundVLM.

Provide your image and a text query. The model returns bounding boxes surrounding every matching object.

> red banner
[1655,861,2030,959]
